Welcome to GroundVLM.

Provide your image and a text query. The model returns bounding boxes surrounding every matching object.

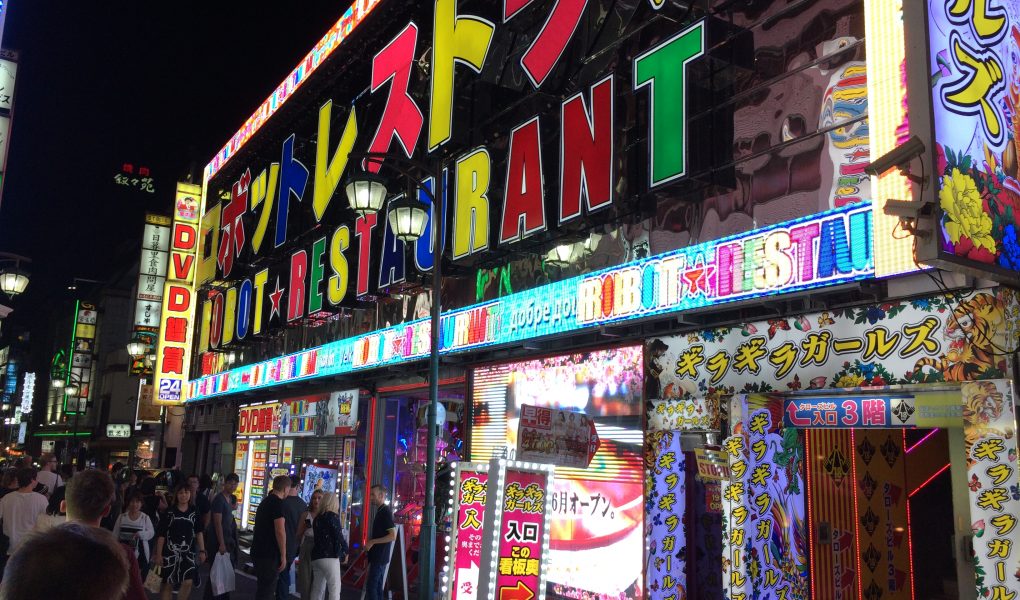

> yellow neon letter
[250,164,279,254]
[429,0,494,150]
[453,148,491,259]
[314,103,358,222]
[253,269,269,335]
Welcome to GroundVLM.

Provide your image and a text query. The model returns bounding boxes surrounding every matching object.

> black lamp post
[344,151,441,600]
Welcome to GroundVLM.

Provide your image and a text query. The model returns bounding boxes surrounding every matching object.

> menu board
[247,440,269,526]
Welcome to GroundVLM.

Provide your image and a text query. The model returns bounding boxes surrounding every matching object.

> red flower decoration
[955,235,997,264]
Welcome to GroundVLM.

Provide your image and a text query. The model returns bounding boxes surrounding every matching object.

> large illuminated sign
[237,401,281,438]
[188,203,874,401]
[923,0,1020,281]
[154,183,201,405]
[205,0,383,180]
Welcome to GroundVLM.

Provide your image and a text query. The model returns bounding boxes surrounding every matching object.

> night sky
[0,0,347,317]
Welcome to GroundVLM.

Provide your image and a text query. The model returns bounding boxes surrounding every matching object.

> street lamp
[344,152,442,600]
[0,253,30,298]
[126,339,147,359]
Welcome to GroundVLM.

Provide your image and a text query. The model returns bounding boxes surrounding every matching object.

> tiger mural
[961,380,1011,467]
[912,291,1009,381]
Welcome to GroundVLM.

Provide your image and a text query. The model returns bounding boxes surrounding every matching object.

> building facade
[173,1,1020,599]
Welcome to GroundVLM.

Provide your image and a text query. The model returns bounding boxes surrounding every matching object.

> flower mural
[937,151,1014,265]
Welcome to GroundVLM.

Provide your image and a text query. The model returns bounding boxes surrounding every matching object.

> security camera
[865,135,926,178]
[883,199,932,219]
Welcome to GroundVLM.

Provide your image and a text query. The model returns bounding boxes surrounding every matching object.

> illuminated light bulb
[450,462,458,469]
[445,535,451,543]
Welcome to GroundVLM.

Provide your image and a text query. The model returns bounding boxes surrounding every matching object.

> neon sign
[188,203,875,401]
[204,0,383,181]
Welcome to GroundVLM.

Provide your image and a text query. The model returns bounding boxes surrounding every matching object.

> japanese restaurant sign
[515,405,599,469]
[446,463,489,600]
[237,402,281,438]
[962,380,1020,600]
[154,183,201,404]
[479,460,554,600]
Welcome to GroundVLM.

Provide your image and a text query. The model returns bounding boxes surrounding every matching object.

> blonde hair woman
[310,492,349,600]
[295,489,324,598]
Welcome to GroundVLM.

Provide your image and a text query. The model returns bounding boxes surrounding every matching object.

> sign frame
[442,461,490,600]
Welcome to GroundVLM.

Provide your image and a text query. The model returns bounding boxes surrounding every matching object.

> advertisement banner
[301,464,338,503]
[645,430,687,600]
[154,183,201,404]
[724,395,808,600]
[479,462,553,600]
[471,347,644,599]
[646,287,1020,406]
[805,429,858,600]
[321,389,359,436]
[926,0,1020,281]
[279,395,325,436]
[135,382,161,424]
[449,465,489,600]
[516,405,599,469]
[237,402,280,438]
[962,380,1020,600]
[693,447,730,482]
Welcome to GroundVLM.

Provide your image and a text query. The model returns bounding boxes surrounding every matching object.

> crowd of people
[0,455,398,600]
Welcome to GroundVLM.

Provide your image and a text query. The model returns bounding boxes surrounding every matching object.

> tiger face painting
[912,292,1009,382]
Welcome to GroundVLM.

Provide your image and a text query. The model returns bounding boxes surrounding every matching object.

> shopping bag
[143,566,162,594]
[210,552,236,595]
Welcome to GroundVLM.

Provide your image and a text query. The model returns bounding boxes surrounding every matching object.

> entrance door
[806,428,968,599]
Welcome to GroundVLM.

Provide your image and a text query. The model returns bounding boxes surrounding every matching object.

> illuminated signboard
[923,0,1020,281]
[237,401,281,438]
[154,183,201,404]
[443,462,489,600]
[783,395,919,428]
[20,372,33,413]
[188,203,874,401]
[864,0,919,277]
[204,0,383,180]
[133,213,171,375]
[477,460,554,600]
[471,348,644,599]
[68,303,98,414]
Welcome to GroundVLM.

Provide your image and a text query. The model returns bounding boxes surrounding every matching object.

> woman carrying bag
[309,492,349,600]
[295,489,324,599]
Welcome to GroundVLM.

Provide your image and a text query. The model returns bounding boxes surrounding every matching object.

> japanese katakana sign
[516,405,599,469]
[478,460,553,600]
[647,288,1020,415]
[646,430,687,600]
[447,465,489,600]
[724,396,808,600]
[962,380,1020,600]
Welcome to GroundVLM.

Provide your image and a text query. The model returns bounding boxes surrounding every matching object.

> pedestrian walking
[63,468,147,600]
[363,485,397,600]
[0,522,129,600]
[295,489,324,599]
[204,473,240,600]
[35,453,62,499]
[279,477,307,600]
[0,467,48,558]
[114,490,155,579]
[252,475,291,600]
[310,492,349,600]
[153,482,207,600]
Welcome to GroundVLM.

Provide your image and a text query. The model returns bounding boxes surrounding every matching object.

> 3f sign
[633,21,705,188]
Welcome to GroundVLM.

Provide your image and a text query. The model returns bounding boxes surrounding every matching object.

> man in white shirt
[35,453,62,499]
[0,467,49,554]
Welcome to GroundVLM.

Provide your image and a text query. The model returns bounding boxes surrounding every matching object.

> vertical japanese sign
[645,430,687,600]
[479,460,554,600]
[962,380,1020,600]
[69,302,98,414]
[444,462,489,600]
[724,396,808,600]
[133,213,171,375]
[154,183,201,404]
[805,429,858,600]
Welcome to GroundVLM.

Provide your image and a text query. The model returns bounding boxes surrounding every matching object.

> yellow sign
[154,182,202,405]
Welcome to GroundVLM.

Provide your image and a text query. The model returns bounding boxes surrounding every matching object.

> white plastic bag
[210,552,236,595]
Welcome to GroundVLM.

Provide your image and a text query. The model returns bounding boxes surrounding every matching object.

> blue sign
[783,395,918,428]
[189,203,875,402]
